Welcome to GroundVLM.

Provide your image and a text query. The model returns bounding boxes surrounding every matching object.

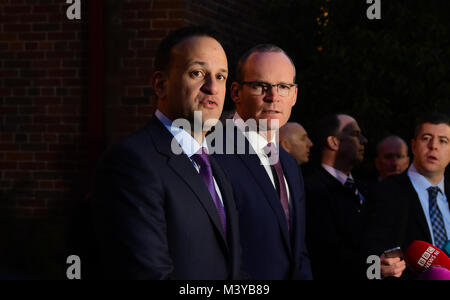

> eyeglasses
[239,81,297,97]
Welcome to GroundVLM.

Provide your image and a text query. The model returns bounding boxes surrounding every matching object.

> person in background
[214,44,312,280]
[305,113,368,279]
[364,113,450,279]
[375,135,410,181]
[280,122,313,165]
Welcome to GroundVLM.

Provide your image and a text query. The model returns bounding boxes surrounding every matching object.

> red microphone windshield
[404,240,450,274]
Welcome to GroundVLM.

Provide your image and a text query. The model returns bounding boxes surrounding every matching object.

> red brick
[4,6,31,14]
[35,152,61,162]
[151,19,187,29]
[39,181,55,189]
[5,152,34,161]
[0,161,17,170]
[4,24,31,32]
[0,144,20,151]
[18,162,46,170]
[152,0,184,10]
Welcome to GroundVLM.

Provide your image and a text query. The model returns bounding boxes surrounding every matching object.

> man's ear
[326,136,339,151]
[290,86,298,107]
[280,139,290,152]
[230,82,241,104]
[152,71,167,99]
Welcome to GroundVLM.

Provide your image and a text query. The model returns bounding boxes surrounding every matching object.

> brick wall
[0,0,88,220]
[0,0,88,278]
[0,0,271,278]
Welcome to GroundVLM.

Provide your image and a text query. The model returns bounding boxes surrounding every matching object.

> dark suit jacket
[363,172,450,279]
[92,116,243,280]
[213,126,312,280]
[304,166,367,280]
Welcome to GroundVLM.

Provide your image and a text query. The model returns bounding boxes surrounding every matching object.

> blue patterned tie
[192,148,227,235]
[427,186,448,249]
[344,177,364,205]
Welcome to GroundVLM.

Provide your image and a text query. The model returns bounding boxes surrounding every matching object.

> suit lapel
[279,150,297,227]
[230,126,292,252]
[147,117,228,247]
[401,173,433,242]
[210,157,235,248]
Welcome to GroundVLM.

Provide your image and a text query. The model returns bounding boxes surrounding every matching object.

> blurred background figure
[375,135,410,181]
[305,114,369,280]
[279,122,313,165]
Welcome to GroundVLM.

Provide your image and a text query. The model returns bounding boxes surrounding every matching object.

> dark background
[0,0,449,279]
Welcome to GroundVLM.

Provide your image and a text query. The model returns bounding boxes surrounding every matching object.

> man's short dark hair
[154,25,221,73]
[311,113,341,152]
[235,44,296,82]
[413,112,450,138]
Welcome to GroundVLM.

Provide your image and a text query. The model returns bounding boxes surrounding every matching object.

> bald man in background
[280,122,313,165]
[375,135,410,181]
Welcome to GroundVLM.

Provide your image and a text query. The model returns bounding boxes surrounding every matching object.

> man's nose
[201,76,219,95]
[263,86,279,102]
[359,135,368,144]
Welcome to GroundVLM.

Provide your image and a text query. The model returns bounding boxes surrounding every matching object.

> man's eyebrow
[421,133,449,139]
[188,61,228,73]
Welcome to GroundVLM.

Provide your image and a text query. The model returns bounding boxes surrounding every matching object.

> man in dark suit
[213,44,312,280]
[304,114,368,279]
[92,26,243,279]
[364,113,450,279]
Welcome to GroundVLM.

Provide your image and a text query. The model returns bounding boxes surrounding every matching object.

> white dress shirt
[155,109,224,205]
[408,163,449,245]
[233,113,291,202]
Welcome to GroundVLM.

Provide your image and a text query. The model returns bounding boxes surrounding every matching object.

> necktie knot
[264,142,280,165]
[344,177,365,204]
[344,177,356,192]
[264,142,277,157]
[191,148,211,172]
[427,186,441,202]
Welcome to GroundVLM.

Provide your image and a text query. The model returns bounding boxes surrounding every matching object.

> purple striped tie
[265,143,290,230]
[192,148,227,235]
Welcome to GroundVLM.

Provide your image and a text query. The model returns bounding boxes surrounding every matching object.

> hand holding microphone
[380,247,406,278]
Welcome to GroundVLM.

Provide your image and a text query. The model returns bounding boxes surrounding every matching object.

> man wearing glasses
[214,44,313,279]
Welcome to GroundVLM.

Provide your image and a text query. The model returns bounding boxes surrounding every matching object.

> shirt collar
[233,112,277,156]
[322,163,353,186]
[155,109,208,157]
[408,163,445,193]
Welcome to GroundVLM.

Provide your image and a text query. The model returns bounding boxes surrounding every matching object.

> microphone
[444,241,450,256]
[404,240,450,275]
[419,267,450,280]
